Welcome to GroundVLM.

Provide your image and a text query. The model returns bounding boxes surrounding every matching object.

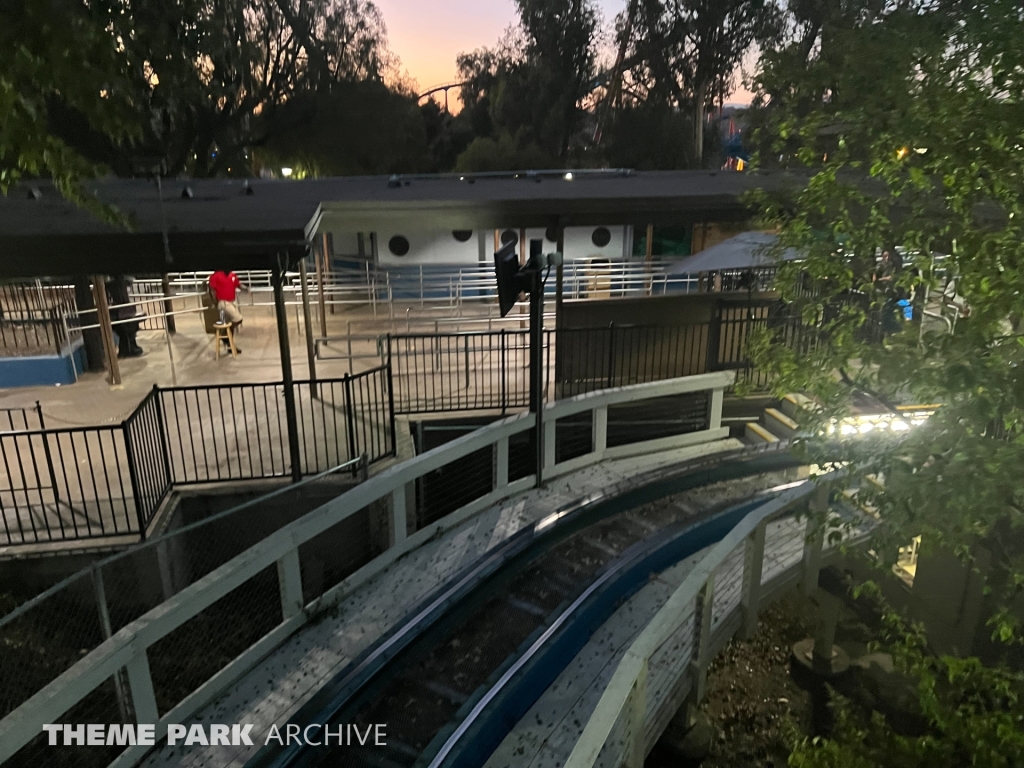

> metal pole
[645,223,654,279]
[163,298,177,387]
[529,269,544,488]
[91,565,131,721]
[298,257,318,390]
[273,266,303,482]
[555,226,565,400]
[317,233,328,336]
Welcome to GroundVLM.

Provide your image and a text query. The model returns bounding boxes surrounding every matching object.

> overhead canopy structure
[662,231,802,274]
[0,170,804,279]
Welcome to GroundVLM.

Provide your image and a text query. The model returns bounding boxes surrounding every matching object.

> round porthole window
[452,230,473,242]
[388,235,410,256]
[500,230,518,246]
[591,227,612,247]
[545,226,559,243]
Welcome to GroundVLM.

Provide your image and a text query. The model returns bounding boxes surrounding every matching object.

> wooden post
[626,658,649,768]
[644,224,654,269]
[802,486,828,595]
[317,233,328,336]
[741,520,767,639]
[684,575,714,726]
[91,275,120,385]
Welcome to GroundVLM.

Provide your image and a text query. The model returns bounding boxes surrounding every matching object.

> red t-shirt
[209,271,241,302]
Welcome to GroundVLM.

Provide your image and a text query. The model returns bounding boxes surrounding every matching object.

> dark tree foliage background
[1,0,780,184]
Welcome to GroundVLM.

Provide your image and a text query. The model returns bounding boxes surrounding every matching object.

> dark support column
[91,275,121,385]
[273,266,302,481]
[160,274,176,334]
[74,277,105,372]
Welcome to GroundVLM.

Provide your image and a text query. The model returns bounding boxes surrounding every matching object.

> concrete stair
[742,392,820,445]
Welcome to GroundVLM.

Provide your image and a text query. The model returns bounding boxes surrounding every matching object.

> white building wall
[375,229,481,266]
[321,224,634,266]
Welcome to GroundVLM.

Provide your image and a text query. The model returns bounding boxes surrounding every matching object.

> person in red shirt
[209,269,248,351]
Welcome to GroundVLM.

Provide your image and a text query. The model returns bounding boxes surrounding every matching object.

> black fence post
[499,329,507,414]
[36,401,60,505]
[385,360,397,458]
[272,267,303,482]
[122,421,147,539]
[706,307,722,373]
[606,321,616,389]
[151,385,174,489]
[343,373,359,464]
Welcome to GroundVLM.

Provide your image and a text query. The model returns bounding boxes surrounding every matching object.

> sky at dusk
[373,0,755,106]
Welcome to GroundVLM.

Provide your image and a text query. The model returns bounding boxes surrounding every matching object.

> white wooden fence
[561,480,848,768]
[0,371,734,767]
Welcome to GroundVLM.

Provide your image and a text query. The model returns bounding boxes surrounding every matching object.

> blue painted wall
[0,344,86,388]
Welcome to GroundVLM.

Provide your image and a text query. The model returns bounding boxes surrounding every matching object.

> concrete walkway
[137,438,802,768]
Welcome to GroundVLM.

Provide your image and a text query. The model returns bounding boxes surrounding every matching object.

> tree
[259,80,430,176]
[53,0,392,177]
[0,0,139,210]
[748,0,1024,639]
[621,0,782,166]
[453,0,599,167]
[787,585,1024,767]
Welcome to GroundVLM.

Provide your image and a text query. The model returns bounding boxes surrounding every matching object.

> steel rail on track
[247,444,803,768]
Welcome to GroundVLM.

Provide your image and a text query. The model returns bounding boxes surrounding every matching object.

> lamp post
[495,237,561,487]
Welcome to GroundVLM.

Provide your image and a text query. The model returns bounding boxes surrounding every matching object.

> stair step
[763,408,800,438]
[781,392,819,419]
[745,421,780,444]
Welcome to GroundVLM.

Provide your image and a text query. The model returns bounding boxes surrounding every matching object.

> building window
[388,235,410,256]
[452,230,473,242]
[545,226,559,243]
[500,230,518,246]
[591,227,612,247]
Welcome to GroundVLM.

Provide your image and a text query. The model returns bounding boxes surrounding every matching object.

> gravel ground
[648,593,813,768]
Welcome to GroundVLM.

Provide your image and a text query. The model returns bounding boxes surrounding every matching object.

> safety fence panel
[386,331,534,414]
[0,405,45,433]
[295,366,395,475]
[0,282,79,358]
[159,382,293,484]
[123,389,172,533]
[0,426,141,546]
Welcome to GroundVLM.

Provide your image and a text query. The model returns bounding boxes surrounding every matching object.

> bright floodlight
[564,172,573,180]
[281,167,293,177]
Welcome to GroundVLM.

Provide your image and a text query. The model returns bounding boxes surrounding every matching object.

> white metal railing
[561,480,845,768]
[0,371,734,767]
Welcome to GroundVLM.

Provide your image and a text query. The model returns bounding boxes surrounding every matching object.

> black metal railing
[385,312,793,414]
[0,426,139,546]
[0,404,45,433]
[0,367,396,547]
[385,330,542,414]
[124,389,173,532]
[0,282,79,357]
[159,382,294,484]
[159,367,394,485]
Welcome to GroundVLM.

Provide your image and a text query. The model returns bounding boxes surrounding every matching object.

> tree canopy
[749,0,1024,639]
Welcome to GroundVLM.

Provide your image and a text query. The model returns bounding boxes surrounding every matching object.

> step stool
[214,322,238,359]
